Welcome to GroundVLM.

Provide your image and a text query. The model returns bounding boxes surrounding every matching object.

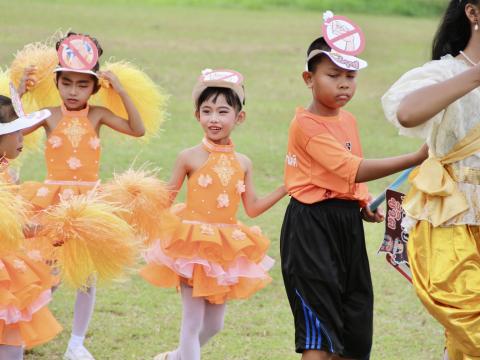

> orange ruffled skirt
[0,251,62,347]
[140,213,274,304]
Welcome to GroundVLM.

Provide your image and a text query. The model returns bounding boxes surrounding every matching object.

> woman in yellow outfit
[382,1,480,359]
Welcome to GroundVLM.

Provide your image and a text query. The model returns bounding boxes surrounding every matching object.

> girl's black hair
[196,87,243,112]
[432,0,480,60]
[0,96,16,124]
[55,31,103,91]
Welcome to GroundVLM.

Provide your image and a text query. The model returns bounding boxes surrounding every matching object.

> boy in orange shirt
[280,12,427,360]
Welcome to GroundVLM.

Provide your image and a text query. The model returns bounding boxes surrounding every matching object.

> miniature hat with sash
[192,68,245,107]
[0,83,50,136]
[306,11,368,71]
[54,34,99,77]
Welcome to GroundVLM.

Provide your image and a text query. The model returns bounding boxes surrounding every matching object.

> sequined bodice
[44,105,101,183]
[180,138,246,224]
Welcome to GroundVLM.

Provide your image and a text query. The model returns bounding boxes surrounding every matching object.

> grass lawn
[1,1,444,359]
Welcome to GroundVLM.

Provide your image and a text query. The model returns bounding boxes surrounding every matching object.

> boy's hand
[18,65,37,96]
[99,70,124,94]
[415,143,429,164]
[361,206,384,223]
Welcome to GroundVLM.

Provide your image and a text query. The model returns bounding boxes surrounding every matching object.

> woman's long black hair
[432,0,480,60]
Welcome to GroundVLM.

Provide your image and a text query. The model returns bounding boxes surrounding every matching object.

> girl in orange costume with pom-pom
[0,94,62,359]
[10,32,165,360]
[140,69,287,360]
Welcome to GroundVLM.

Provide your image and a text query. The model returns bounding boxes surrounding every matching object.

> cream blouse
[382,54,480,225]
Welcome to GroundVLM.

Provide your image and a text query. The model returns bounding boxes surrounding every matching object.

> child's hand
[18,65,37,96]
[361,206,384,223]
[99,70,124,94]
[23,222,41,238]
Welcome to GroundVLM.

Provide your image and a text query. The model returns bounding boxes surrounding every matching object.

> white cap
[0,109,51,135]
[306,49,368,71]
[192,69,245,107]
[53,67,99,78]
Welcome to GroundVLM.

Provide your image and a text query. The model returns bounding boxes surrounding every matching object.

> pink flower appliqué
[36,186,49,197]
[236,180,246,195]
[67,157,82,170]
[27,250,43,262]
[198,174,213,188]
[48,136,63,149]
[250,225,262,236]
[13,259,26,272]
[232,229,247,241]
[217,193,229,208]
[200,224,215,236]
[89,137,101,150]
[60,188,75,200]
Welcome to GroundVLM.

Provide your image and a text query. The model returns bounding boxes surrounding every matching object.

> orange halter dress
[0,160,62,348]
[20,105,100,209]
[140,138,274,304]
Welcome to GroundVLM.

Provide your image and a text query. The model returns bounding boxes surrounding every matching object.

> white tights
[68,286,96,349]
[169,284,226,360]
[0,345,23,360]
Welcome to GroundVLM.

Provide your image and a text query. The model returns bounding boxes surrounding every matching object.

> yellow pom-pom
[0,182,27,254]
[37,195,138,289]
[10,41,61,109]
[101,168,170,245]
[94,61,168,140]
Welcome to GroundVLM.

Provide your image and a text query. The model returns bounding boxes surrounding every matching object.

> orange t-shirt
[284,107,369,206]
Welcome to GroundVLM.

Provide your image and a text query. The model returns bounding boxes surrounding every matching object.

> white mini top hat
[192,68,245,107]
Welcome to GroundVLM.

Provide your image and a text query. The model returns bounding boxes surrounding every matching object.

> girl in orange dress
[140,69,287,360]
[12,32,152,360]
[0,95,62,359]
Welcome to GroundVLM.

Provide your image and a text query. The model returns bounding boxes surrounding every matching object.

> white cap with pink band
[306,11,368,71]
[0,83,50,136]
[192,68,245,108]
[53,34,99,78]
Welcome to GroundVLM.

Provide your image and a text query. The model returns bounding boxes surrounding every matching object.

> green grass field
[1,1,446,359]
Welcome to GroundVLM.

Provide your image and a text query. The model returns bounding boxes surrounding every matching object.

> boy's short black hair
[196,87,243,113]
[0,96,16,124]
[306,37,331,72]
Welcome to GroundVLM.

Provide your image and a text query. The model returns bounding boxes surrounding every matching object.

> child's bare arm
[397,65,480,128]
[165,150,189,204]
[355,144,428,183]
[98,71,145,137]
[241,155,287,218]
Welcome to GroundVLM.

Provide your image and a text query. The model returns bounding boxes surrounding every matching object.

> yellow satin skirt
[409,221,480,359]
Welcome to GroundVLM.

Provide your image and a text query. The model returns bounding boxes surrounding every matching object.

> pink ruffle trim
[144,241,274,286]
[0,290,52,325]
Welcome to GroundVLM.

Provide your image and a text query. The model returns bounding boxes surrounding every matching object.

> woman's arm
[98,71,145,137]
[241,156,287,218]
[397,65,480,127]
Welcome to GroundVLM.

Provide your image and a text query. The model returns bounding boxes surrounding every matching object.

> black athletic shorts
[280,197,373,359]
